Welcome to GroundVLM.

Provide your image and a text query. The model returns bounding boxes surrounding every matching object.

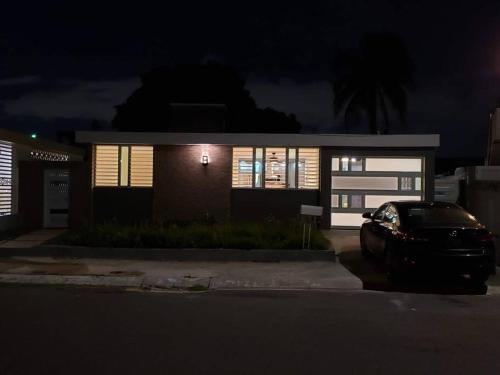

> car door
[365,203,388,254]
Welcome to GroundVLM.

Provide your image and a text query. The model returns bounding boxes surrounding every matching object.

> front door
[43,169,69,228]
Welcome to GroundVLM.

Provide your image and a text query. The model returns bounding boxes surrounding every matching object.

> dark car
[360,201,496,284]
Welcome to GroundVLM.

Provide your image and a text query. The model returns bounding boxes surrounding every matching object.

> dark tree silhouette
[332,33,414,134]
[113,62,301,133]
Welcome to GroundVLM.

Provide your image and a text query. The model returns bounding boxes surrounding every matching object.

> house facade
[74,132,439,229]
[0,129,84,230]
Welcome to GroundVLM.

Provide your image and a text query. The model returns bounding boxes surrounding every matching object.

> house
[0,128,84,230]
[74,131,439,229]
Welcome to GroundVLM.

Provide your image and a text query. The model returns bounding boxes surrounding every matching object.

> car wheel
[360,230,370,257]
[469,271,489,286]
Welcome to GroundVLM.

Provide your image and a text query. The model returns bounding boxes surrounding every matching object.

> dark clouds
[0,0,499,156]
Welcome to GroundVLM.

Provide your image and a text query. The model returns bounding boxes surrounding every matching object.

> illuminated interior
[94,145,153,187]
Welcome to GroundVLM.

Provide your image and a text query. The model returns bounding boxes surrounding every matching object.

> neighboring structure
[0,129,84,230]
[75,132,439,229]
[486,107,500,165]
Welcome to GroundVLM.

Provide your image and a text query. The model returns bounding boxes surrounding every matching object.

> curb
[0,246,336,262]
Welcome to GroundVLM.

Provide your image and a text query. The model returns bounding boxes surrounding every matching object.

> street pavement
[1,284,500,375]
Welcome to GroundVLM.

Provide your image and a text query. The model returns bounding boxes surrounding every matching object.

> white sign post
[300,205,323,250]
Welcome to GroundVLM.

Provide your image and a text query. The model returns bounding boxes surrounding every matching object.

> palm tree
[332,33,414,134]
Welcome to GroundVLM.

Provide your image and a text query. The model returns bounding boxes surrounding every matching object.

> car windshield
[401,205,478,227]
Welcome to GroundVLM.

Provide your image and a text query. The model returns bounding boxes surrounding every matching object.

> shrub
[52,220,330,250]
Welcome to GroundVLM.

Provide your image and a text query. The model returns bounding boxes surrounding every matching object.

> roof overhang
[75,131,440,148]
[0,128,84,156]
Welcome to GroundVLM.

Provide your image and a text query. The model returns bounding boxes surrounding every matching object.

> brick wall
[153,145,232,221]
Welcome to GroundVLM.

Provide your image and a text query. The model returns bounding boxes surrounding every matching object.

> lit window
[232,147,319,190]
[130,146,153,187]
[232,147,253,188]
[255,148,263,188]
[0,142,12,216]
[341,194,349,208]
[351,158,362,171]
[95,145,119,187]
[288,148,296,188]
[95,145,153,187]
[298,148,319,189]
[341,157,349,171]
[332,158,340,171]
[351,195,363,208]
[331,194,339,208]
[401,177,412,191]
[265,148,286,189]
[415,177,422,191]
[119,146,129,186]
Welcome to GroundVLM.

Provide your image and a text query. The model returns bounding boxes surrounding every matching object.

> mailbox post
[300,205,323,249]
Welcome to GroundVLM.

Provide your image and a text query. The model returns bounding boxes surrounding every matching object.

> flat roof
[0,128,84,156]
[76,131,440,148]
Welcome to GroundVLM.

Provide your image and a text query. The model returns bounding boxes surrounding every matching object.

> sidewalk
[0,257,363,291]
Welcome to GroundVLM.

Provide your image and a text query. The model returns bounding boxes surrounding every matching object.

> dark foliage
[332,33,414,134]
[113,62,301,133]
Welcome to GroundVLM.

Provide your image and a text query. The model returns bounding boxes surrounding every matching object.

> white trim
[76,132,440,148]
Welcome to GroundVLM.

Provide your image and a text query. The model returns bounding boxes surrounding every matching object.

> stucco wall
[153,145,232,221]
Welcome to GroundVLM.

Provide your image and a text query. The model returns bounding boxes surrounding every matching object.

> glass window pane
[255,148,263,188]
[119,146,129,186]
[265,148,286,189]
[288,148,296,188]
[232,147,253,188]
[351,195,362,208]
[365,158,422,172]
[341,157,349,171]
[95,145,119,187]
[415,177,422,191]
[401,177,412,191]
[331,194,339,208]
[130,146,153,187]
[332,176,398,190]
[341,194,349,208]
[332,158,340,171]
[351,158,362,171]
[298,148,319,189]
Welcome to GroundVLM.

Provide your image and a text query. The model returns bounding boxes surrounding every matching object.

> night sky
[1,0,499,157]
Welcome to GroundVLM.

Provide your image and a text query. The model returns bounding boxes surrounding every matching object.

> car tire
[360,230,370,258]
[470,271,489,286]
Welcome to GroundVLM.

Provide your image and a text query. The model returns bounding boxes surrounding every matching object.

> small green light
[30,133,37,139]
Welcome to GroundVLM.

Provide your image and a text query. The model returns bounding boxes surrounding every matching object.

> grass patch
[50,221,330,250]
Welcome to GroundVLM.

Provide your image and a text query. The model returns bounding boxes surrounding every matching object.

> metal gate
[43,169,69,228]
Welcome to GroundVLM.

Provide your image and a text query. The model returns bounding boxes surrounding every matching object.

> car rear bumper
[400,249,495,275]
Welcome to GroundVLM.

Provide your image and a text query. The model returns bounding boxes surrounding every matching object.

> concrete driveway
[324,229,500,295]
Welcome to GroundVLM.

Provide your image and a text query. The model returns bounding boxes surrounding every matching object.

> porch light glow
[201,154,209,165]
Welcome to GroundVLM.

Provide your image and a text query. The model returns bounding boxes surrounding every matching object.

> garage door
[331,156,424,228]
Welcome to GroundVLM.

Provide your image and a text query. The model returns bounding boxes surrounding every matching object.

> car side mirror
[362,212,372,219]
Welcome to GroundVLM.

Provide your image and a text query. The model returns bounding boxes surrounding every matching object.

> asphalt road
[1,285,500,375]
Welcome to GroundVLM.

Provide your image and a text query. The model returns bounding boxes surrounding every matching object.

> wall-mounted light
[201,154,209,165]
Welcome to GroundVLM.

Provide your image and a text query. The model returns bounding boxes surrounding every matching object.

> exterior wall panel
[231,189,319,221]
[153,145,232,221]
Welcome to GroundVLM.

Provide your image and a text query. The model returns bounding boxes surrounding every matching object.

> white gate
[43,169,69,228]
